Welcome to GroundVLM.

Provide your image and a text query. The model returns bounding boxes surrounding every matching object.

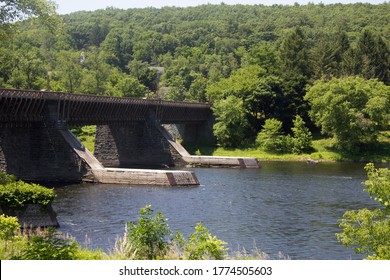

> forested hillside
[1,2,389,149]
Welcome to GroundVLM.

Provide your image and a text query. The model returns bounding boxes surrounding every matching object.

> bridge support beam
[94,121,179,168]
[0,125,88,183]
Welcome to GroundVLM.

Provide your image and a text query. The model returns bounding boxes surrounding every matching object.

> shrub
[0,181,56,210]
[256,118,290,153]
[21,234,78,260]
[127,205,172,260]
[291,115,312,154]
[0,171,16,185]
[184,223,227,260]
[0,214,19,241]
[336,163,390,259]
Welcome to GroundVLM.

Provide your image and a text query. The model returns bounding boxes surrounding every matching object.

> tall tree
[80,47,110,95]
[278,27,311,127]
[310,33,350,79]
[279,27,310,78]
[356,30,390,84]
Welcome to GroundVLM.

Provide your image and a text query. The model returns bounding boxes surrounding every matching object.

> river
[52,161,385,260]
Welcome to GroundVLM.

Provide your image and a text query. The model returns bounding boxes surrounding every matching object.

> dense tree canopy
[1,2,389,147]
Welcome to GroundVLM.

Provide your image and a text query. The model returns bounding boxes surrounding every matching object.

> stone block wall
[0,125,87,183]
[0,204,59,228]
[94,122,176,168]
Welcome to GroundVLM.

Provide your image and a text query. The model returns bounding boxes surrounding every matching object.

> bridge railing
[0,88,210,108]
[0,88,212,125]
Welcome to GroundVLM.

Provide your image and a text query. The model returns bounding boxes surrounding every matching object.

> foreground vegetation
[0,205,266,260]
[336,163,390,260]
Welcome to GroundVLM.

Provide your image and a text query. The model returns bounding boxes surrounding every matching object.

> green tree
[80,47,110,95]
[212,95,249,148]
[310,33,339,79]
[127,59,157,92]
[278,27,310,126]
[336,163,390,260]
[7,45,45,89]
[305,77,390,152]
[310,31,350,80]
[188,72,208,102]
[106,70,146,98]
[242,42,280,74]
[55,50,82,92]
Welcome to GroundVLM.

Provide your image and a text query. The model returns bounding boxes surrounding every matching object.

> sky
[53,0,387,15]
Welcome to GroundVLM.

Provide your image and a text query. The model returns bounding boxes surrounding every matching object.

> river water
[52,161,386,260]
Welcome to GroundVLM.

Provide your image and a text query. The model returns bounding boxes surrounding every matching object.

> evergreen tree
[279,27,310,78]
[356,30,389,84]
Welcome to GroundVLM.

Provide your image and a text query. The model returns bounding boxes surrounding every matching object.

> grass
[185,133,390,163]
[71,125,96,153]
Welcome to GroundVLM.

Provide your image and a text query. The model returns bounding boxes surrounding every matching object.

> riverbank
[75,126,390,164]
[184,135,390,163]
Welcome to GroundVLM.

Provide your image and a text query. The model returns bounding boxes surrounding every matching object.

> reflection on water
[52,162,386,259]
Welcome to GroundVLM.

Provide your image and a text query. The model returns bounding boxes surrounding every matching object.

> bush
[0,181,56,210]
[127,205,172,260]
[336,163,390,259]
[291,115,312,154]
[21,233,78,260]
[0,171,16,185]
[256,118,290,153]
[184,223,227,260]
[0,214,19,241]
